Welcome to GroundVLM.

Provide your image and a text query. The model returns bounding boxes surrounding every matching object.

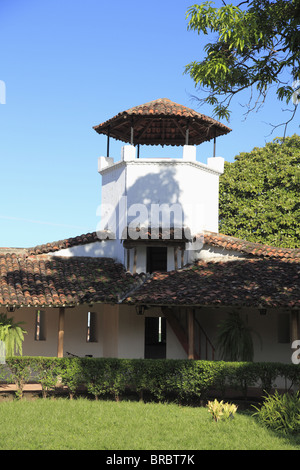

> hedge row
[1,357,299,401]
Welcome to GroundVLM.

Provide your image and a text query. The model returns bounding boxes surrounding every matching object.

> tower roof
[93,98,231,146]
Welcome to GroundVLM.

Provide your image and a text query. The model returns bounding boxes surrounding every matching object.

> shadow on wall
[121,167,183,238]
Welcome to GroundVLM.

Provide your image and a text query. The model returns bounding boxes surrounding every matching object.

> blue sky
[0,0,298,248]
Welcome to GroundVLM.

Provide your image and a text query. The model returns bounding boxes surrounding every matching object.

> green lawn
[0,398,299,450]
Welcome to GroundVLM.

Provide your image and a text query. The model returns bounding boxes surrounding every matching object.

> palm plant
[216,312,254,362]
[0,313,27,357]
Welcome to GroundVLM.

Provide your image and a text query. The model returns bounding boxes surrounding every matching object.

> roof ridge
[26,230,112,255]
[202,231,300,259]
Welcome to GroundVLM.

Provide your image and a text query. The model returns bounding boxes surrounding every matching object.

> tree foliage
[185,0,300,126]
[219,134,300,248]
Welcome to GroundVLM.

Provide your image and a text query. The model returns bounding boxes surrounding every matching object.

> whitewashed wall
[7,304,295,367]
[99,145,223,237]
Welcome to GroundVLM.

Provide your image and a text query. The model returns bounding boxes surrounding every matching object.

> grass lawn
[0,398,300,450]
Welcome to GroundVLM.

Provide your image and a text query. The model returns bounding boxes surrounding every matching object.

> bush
[253,391,300,435]
[30,357,61,399]
[59,357,85,399]
[82,357,109,400]
[1,357,300,403]
[5,357,31,399]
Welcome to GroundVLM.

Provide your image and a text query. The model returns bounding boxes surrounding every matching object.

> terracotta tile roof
[203,232,300,261]
[1,231,298,309]
[2,230,298,260]
[93,98,231,146]
[126,258,300,309]
[25,231,111,255]
[0,254,146,308]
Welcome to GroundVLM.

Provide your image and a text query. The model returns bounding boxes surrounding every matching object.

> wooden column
[181,248,184,268]
[133,247,137,274]
[174,246,178,270]
[126,248,130,271]
[57,307,65,358]
[188,308,194,360]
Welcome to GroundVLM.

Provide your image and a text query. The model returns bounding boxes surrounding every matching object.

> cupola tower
[94,98,231,273]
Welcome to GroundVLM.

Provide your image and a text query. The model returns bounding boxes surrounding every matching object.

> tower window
[146,247,167,273]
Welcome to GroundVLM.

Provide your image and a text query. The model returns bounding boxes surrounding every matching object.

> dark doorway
[145,317,166,359]
[146,246,167,273]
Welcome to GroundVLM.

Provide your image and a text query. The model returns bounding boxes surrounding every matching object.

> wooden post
[181,248,184,268]
[133,247,137,274]
[126,248,130,271]
[57,307,65,358]
[174,246,178,270]
[188,308,194,359]
[106,127,110,157]
[213,127,216,157]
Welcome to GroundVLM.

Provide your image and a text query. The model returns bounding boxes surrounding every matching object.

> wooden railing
[194,317,215,361]
[163,308,215,360]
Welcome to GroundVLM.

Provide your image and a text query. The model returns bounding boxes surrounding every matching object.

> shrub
[30,357,61,398]
[82,358,109,400]
[1,357,300,404]
[253,391,300,435]
[207,399,237,422]
[6,357,31,399]
[104,358,129,401]
[59,357,84,399]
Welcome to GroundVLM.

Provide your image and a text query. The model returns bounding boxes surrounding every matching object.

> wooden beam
[188,308,195,360]
[57,307,65,358]
[171,118,186,138]
[123,240,186,249]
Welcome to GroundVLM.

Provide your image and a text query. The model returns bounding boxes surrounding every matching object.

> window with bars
[86,311,97,342]
[35,310,46,341]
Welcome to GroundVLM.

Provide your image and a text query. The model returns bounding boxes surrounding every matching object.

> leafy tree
[0,313,27,356]
[185,0,300,130]
[219,134,300,248]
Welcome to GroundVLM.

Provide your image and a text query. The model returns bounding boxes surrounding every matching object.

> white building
[1,98,299,364]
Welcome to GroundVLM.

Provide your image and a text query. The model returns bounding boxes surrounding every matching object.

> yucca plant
[0,313,27,357]
[216,312,254,362]
[207,399,238,422]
